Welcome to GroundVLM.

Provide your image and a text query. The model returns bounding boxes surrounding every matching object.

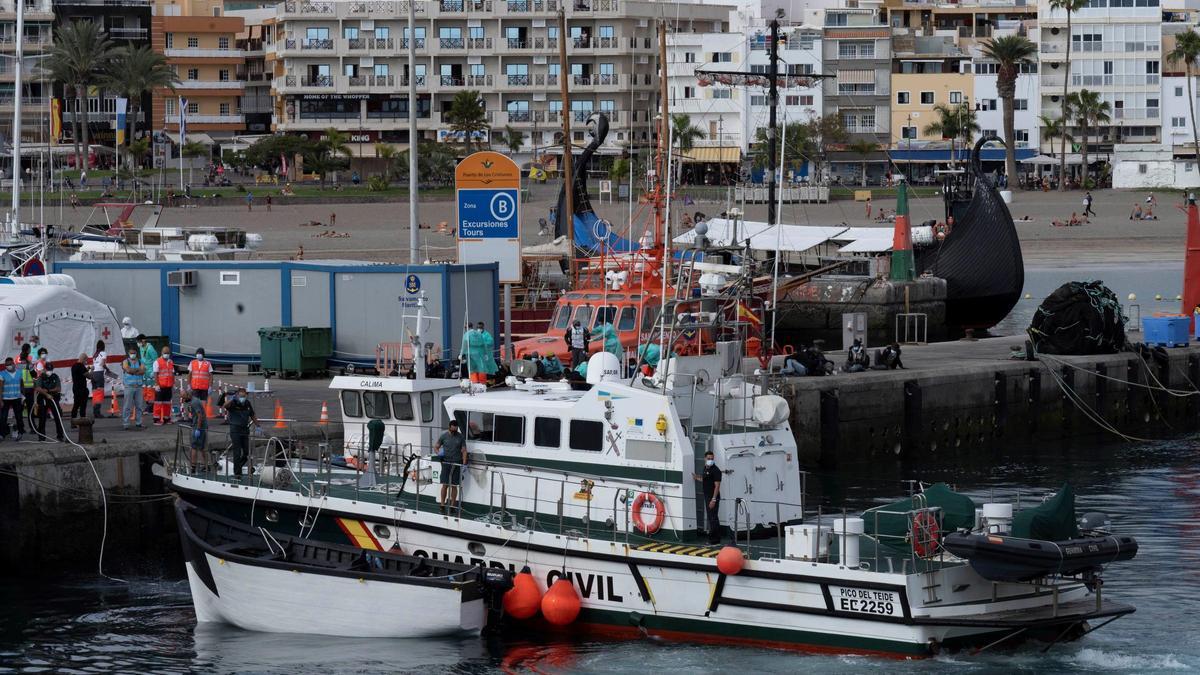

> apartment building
[971,41,1040,153]
[889,41,971,145]
[746,24,822,140]
[666,28,744,176]
[822,7,891,182]
[0,0,54,146]
[229,7,271,133]
[267,0,732,158]
[54,0,154,146]
[151,0,246,142]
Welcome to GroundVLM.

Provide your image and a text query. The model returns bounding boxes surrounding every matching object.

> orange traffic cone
[109,389,120,416]
[273,400,286,429]
[318,401,329,426]
[204,395,215,419]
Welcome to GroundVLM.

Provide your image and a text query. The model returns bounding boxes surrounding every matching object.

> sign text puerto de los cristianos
[455,151,522,283]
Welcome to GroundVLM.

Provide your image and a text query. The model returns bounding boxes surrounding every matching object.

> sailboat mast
[407,0,418,264]
[655,20,668,245]
[767,18,779,229]
[558,8,574,279]
[10,0,24,239]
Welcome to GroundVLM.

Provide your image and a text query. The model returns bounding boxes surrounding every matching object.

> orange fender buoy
[716,546,745,575]
[631,492,666,535]
[541,578,581,626]
[911,511,941,557]
[502,567,542,620]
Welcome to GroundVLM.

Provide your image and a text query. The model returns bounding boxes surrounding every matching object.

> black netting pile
[1028,281,1129,355]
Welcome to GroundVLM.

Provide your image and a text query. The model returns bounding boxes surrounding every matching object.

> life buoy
[911,511,941,557]
[631,492,666,535]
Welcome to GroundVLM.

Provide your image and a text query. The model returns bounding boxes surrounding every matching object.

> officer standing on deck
[564,319,590,369]
[223,387,259,478]
[692,450,723,544]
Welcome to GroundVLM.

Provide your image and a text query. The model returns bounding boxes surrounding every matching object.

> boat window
[340,390,362,418]
[363,391,389,419]
[390,393,414,421]
[569,419,604,452]
[464,411,494,442]
[142,231,162,246]
[572,305,593,328]
[552,304,571,330]
[493,414,524,444]
[420,391,435,422]
[617,306,636,331]
[582,293,603,300]
[641,305,660,332]
[593,305,617,328]
[533,417,561,448]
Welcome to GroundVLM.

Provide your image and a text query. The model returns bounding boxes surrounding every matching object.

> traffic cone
[109,389,120,416]
[274,399,286,429]
[204,395,215,419]
[318,401,329,426]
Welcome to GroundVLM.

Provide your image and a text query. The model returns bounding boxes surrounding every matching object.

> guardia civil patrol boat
[168,244,1137,659]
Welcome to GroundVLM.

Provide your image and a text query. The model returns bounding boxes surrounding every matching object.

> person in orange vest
[188,348,212,401]
[151,345,176,425]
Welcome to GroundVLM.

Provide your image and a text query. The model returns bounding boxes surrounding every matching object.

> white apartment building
[666,30,746,152]
[971,46,1040,152]
[268,0,733,159]
[745,24,823,140]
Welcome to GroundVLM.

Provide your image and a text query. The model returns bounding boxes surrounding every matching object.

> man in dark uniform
[564,320,590,369]
[34,362,65,442]
[222,387,258,477]
[693,450,723,544]
[434,420,467,513]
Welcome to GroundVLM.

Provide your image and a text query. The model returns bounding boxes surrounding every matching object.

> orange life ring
[631,492,666,535]
[911,511,941,557]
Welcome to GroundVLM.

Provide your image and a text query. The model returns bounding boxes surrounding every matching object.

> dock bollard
[71,417,94,444]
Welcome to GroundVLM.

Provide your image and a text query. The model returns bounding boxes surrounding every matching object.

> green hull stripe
[480,452,683,483]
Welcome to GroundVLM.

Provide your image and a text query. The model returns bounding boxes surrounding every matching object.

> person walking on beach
[265,193,272,212]
[1083,191,1096,218]
[245,191,254,211]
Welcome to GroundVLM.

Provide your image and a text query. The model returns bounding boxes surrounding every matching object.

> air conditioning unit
[167,270,197,287]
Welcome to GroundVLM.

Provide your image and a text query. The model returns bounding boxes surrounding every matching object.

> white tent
[0,283,122,404]
[674,218,849,253]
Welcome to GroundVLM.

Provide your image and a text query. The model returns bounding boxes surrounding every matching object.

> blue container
[1143,315,1191,347]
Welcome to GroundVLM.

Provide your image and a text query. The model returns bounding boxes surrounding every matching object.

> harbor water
[2,263,1198,673]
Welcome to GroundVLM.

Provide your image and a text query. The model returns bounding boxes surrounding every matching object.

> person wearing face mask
[188,348,212,401]
[0,357,24,440]
[152,346,176,425]
[121,349,145,430]
[70,353,90,419]
[90,340,110,418]
[34,360,64,442]
[564,319,590,369]
[691,450,723,545]
[136,334,158,415]
[222,387,259,478]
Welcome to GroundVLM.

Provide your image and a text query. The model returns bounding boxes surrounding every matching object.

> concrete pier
[784,335,1200,465]
[0,378,342,571]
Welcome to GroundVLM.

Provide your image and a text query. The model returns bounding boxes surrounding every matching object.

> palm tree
[312,127,353,187]
[100,44,179,170]
[1049,0,1088,190]
[46,21,114,171]
[1169,29,1200,168]
[375,144,396,180]
[181,141,208,185]
[445,90,489,150]
[981,35,1038,187]
[846,139,878,187]
[499,125,525,155]
[922,102,980,168]
[670,113,704,185]
[1067,89,1111,188]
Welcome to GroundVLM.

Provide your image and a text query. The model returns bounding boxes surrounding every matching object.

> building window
[187,68,198,80]
[949,91,962,104]
[799,95,813,105]
[684,86,695,98]
[165,33,173,48]
[897,91,910,104]
[165,98,176,115]
[219,102,230,115]
[712,52,732,62]
[901,126,917,139]
[344,26,358,40]
[1138,164,1148,174]
[920,91,934,105]
[1014,129,1029,143]
[218,36,230,50]
[751,94,767,106]
[982,128,997,138]
[219,69,230,82]
[1173,116,1187,128]
[187,102,199,114]
[1177,87,1185,97]
[187,36,198,48]
[1014,99,1028,111]
[786,95,799,105]
[712,89,731,99]
[860,112,875,131]
[838,40,874,59]
[684,51,695,63]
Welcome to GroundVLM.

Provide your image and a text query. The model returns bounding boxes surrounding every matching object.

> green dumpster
[262,326,332,378]
[257,326,287,374]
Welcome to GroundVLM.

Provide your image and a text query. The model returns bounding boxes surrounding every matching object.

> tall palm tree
[670,113,704,185]
[375,143,396,180]
[846,139,878,187]
[922,102,980,168]
[100,44,179,170]
[1038,113,1071,185]
[445,90,489,150]
[46,21,114,170]
[1067,89,1111,188]
[981,35,1038,186]
[312,127,353,187]
[1168,29,1200,168]
[500,125,525,155]
[1049,0,1088,190]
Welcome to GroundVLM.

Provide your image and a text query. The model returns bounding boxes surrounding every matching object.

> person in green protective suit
[597,322,621,360]
[476,321,498,374]
[462,321,496,384]
[136,334,158,413]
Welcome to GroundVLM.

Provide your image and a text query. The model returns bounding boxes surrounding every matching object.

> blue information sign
[457,188,520,239]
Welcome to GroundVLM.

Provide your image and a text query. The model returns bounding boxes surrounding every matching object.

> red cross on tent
[12,331,23,346]
[101,326,111,341]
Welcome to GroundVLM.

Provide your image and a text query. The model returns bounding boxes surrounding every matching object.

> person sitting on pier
[778,348,808,377]
[844,339,870,373]
[877,343,905,370]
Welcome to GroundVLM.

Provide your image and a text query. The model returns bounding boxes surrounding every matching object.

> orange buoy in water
[502,566,542,620]
[716,546,745,575]
[540,578,581,626]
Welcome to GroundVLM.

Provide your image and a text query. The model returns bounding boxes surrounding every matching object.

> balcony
[181,114,245,125]
[570,0,619,12]
[507,109,532,122]
[0,96,47,109]
[349,75,396,88]
[347,1,426,15]
[440,75,465,86]
[439,37,465,49]
[302,38,335,51]
[507,74,531,86]
[467,74,493,86]
[506,38,530,50]
[176,80,245,89]
[284,75,335,88]
[399,37,426,49]
[0,36,52,51]
[1113,107,1160,121]
[108,27,148,41]
[281,1,335,16]
[467,37,493,49]
[165,48,247,58]
[398,75,427,86]
[348,37,395,50]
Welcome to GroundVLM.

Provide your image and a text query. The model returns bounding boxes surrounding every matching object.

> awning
[888,147,1036,163]
[675,218,849,252]
[836,69,874,84]
[680,146,741,163]
[165,132,216,145]
[839,238,893,253]
[1019,154,1058,164]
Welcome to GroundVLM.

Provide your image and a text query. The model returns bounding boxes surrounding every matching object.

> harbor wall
[784,338,1200,465]
[779,276,948,346]
[52,260,500,366]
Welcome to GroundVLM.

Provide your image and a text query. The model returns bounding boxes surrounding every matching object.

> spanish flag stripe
[336,518,381,551]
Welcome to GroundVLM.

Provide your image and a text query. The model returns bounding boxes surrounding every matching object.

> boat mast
[655,20,668,248]
[9,0,23,240]
[766,18,779,231]
[407,0,418,264]
[558,7,574,281]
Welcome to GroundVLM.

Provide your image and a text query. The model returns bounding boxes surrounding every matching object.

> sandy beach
[28,184,1183,265]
